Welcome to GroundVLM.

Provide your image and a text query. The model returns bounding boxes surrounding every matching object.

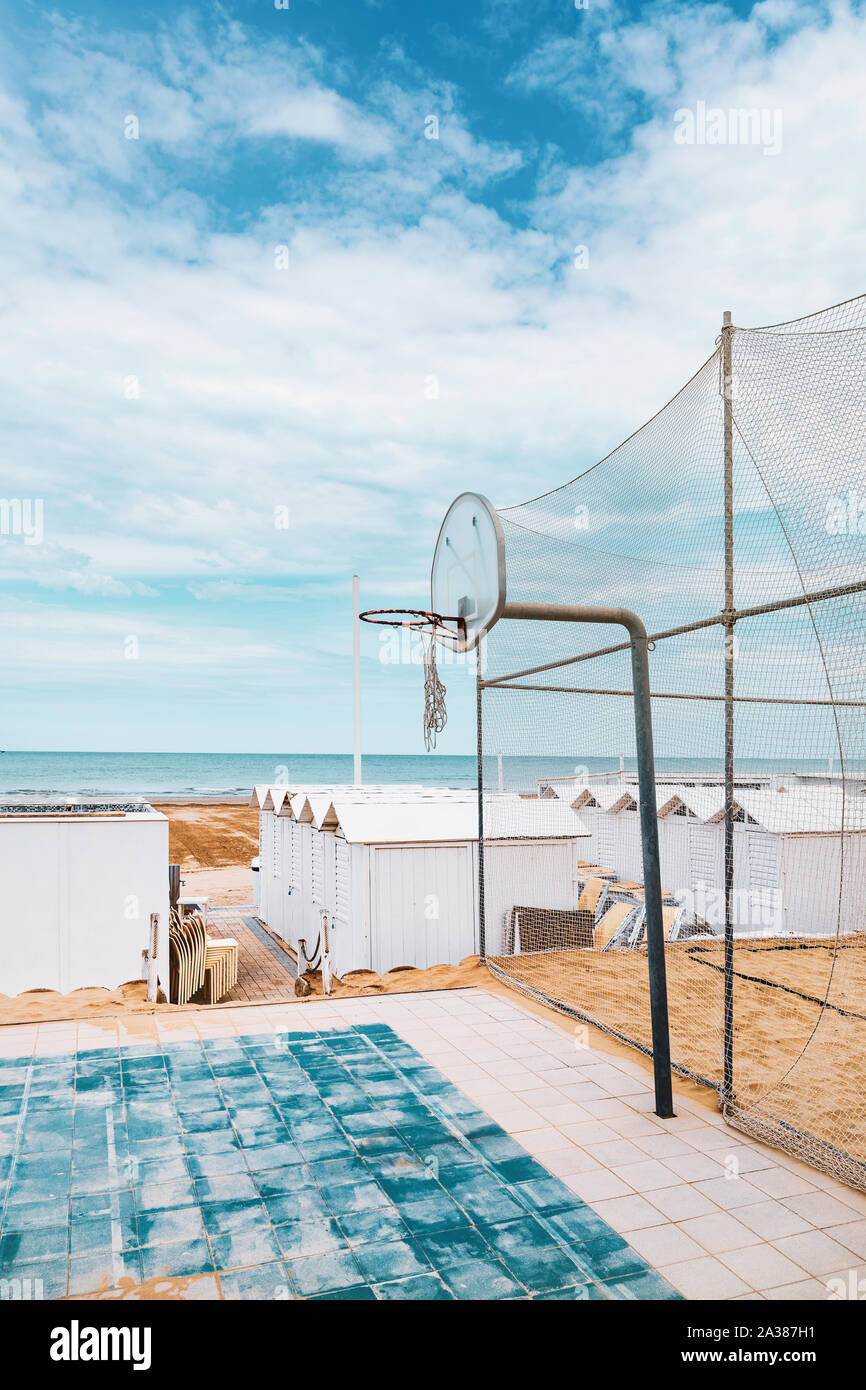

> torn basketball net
[358,609,462,750]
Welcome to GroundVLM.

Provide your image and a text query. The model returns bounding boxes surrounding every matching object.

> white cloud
[1,2,865,750]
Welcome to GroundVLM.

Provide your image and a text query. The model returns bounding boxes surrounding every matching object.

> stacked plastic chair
[168,908,238,1004]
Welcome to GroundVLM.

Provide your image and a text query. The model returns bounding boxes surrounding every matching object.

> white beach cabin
[0,800,169,996]
[564,779,866,937]
[252,785,590,976]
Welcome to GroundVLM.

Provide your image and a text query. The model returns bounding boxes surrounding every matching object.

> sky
[0,0,864,755]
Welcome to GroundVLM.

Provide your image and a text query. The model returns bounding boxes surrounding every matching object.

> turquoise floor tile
[139,1237,215,1281]
[219,1263,294,1300]
[68,1247,141,1296]
[569,1235,648,1283]
[253,1163,314,1197]
[70,1211,138,1255]
[375,1173,435,1204]
[0,1224,68,1263]
[481,1215,558,1258]
[347,1123,405,1156]
[193,1172,258,1204]
[307,1284,377,1301]
[186,1150,250,1179]
[536,1282,609,1301]
[421,1140,478,1173]
[180,1112,234,1135]
[274,1218,347,1260]
[261,1190,331,1226]
[5,1173,69,1205]
[0,1021,679,1302]
[338,1207,408,1246]
[440,1257,525,1301]
[512,1177,576,1215]
[327,1114,384,1140]
[200,1198,270,1236]
[295,1136,356,1162]
[473,1134,527,1164]
[245,1143,308,1172]
[603,1270,682,1300]
[415,1225,494,1269]
[11,1151,70,1181]
[137,1205,206,1247]
[129,1156,190,1186]
[70,1167,130,1197]
[314,1155,370,1187]
[2,1197,68,1230]
[352,1237,430,1283]
[134,1179,197,1212]
[131,1136,186,1163]
[320,1179,388,1216]
[397,1193,470,1233]
[183,1131,240,1156]
[500,1244,589,1295]
[446,1178,525,1225]
[547,1205,615,1245]
[211,1228,283,1270]
[494,1157,552,1185]
[373,1272,454,1300]
[286,1249,365,1297]
[1,1259,68,1299]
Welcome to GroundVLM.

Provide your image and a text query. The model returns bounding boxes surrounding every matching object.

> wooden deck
[206,907,298,1003]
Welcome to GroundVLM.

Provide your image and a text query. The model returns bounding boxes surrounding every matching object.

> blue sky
[0,0,863,754]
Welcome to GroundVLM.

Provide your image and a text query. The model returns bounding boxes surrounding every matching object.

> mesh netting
[479,293,866,1190]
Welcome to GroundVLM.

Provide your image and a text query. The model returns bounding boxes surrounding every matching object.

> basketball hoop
[359,609,464,750]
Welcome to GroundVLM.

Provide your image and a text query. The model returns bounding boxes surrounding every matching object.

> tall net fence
[479,293,866,1189]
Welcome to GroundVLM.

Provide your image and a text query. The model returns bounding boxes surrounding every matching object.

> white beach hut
[0,801,169,995]
[253,786,590,975]
[563,779,866,937]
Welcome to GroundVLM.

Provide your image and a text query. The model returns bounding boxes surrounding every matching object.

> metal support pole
[476,666,486,962]
[722,310,735,1106]
[352,575,362,785]
[499,600,675,1117]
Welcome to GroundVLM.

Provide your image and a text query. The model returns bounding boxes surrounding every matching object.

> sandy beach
[154,801,259,906]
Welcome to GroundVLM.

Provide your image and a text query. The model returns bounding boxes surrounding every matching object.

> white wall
[0,812,168,995]
[781,833,866,937]
[369,842,476,972]
[482,839,581,956]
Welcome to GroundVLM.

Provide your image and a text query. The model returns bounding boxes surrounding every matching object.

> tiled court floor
[2,987,866,1300]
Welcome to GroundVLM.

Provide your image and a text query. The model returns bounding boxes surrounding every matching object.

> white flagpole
[353,574,362,784]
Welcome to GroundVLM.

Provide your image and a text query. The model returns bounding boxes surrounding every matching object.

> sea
[0,751,839,801]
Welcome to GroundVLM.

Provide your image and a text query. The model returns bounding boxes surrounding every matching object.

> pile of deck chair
[168,908,239,1004]
[506,864,719,955]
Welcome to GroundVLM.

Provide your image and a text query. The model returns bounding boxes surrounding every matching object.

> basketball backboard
[431,492,506,651]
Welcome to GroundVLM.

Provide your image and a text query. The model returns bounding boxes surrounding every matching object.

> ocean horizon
[0,750,844,800]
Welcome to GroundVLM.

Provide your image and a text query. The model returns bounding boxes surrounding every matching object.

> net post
[498,600,675,1118]
[629,629,675,1118]
[721,309,735,1106]
[476,663,486,963]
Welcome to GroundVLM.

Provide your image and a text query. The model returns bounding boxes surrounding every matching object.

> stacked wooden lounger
[169,909,239,1005]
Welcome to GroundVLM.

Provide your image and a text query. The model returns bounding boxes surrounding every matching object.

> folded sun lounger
[169,909,238,1004]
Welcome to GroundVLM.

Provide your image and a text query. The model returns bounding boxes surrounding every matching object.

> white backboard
[431,492,506,651]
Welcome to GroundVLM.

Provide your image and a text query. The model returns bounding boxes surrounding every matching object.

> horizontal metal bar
[483,578,866,686]
[481,683,866,707]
